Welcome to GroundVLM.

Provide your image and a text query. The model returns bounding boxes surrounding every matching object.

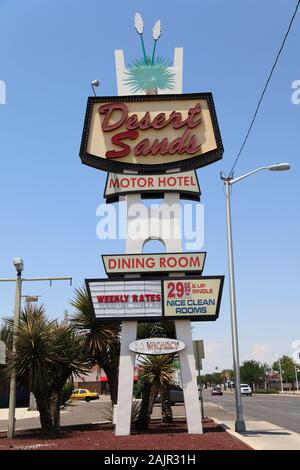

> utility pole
[193,340,205,419]
[278,357,284,393]
[295,365,299,392]
[7,268,22,438]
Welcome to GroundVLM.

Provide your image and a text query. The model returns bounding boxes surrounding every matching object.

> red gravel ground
[0,419,251,450]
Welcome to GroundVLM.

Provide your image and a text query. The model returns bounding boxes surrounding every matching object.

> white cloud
[251,343,271,361]
[200,340,233,373]
[204,340,223,357]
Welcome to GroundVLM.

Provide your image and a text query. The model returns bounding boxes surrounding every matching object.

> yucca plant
[4,305,88,436]
[136,320,176,426]
[70,287,121,405]
[102,399,141,427]
[136,354,175,429]
[125,57,175,95]
[125,13,175,94]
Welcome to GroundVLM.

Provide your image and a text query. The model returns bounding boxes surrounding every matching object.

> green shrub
[253,389,279,394]
[133,379,143,399]
[59,382,74,405]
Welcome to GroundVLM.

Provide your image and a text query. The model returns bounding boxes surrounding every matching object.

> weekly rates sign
[86,276,224,322]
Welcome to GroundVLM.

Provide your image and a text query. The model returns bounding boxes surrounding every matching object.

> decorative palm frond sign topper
[124,13,175,94]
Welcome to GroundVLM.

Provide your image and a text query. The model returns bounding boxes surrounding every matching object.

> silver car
[156,384,184,405]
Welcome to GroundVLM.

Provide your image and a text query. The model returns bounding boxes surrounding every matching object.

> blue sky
[0,0,299,372]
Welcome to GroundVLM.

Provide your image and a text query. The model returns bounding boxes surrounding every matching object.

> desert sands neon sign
[98,102,202,158]
[80,93,224,173]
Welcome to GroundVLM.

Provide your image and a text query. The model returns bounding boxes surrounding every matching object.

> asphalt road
[1,392,299,434]
[204,390,300,433]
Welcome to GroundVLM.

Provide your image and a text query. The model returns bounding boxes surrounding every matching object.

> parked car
[240,384,252,396]
[156,384,184,405]
[70,388,99,402]
[211,386,223,396]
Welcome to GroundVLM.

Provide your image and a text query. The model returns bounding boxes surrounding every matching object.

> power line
[229,0,300,177]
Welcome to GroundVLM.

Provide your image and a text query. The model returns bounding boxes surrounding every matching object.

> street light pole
[7,269,22,439]
[2,258,72,439]
[278,358,283,393]
[221,162,290,433]
[224,178,246,432]
[294,365,299,392]
[275,354,284,393]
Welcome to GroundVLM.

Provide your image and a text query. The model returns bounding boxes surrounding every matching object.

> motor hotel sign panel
[104,170,201,201]
[86,276,224,322]
[80,93,224,173]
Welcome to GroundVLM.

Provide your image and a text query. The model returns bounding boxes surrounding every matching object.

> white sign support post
[114,48,202,435]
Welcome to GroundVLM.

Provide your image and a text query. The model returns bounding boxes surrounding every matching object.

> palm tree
[70,287,121,405]
[4,305,87,436]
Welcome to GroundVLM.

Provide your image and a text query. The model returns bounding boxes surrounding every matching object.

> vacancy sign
[104,171,200,202]
[86,275,223,322]
[80,93,224,174]
[102,252,206,276]
[129,338,185,355]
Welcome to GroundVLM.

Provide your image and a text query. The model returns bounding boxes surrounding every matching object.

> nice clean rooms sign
[86,276,224,322]
[163,277,224,318]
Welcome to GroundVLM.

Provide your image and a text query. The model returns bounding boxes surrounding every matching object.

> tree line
[201,356,298,390]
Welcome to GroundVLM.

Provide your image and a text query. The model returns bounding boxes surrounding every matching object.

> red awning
[99,375,138,382]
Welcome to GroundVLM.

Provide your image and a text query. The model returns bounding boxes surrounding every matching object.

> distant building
[266,371,294,391]
[74,365,138,395]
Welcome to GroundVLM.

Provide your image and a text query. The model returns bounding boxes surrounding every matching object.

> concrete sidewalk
[0,408,39,420]
[213,418,300,450]
[0,407,69,421]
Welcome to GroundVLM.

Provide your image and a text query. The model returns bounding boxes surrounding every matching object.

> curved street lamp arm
[229,167,270,185]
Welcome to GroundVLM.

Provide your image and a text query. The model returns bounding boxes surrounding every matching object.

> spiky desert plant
[5,305,88,436]
[125,14,175,94]
[102,399,141,426]
[125,57,175,94]
[136,354,175,429]
[70,286,121,405]
[135,320,177,428]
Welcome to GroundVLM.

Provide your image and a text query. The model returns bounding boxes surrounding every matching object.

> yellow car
[71,388,99,402]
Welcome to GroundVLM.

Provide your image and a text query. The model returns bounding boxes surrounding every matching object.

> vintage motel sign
[80,93,224,174]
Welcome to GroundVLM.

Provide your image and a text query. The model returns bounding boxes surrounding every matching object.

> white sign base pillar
[114,47,203,435]
[115,320,137,436]
[176,320,203,433]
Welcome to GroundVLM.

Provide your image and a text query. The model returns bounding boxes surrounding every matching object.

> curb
[211,417,256,450]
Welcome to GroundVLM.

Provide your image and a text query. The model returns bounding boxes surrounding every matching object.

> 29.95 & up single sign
[85,276,224,322]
